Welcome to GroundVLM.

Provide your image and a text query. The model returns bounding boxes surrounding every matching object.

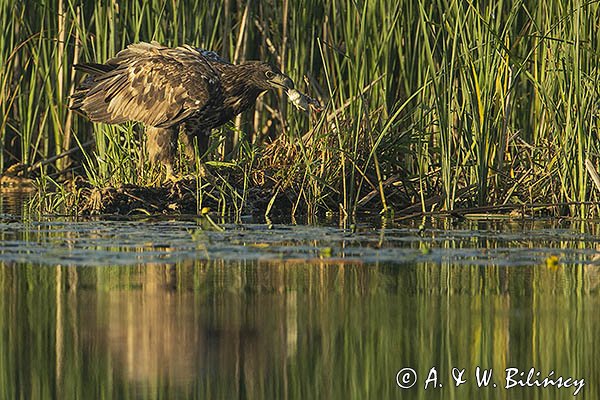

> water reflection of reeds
[0,259,598,398]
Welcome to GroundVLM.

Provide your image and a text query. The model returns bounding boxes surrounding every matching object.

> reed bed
[1,0,600,217]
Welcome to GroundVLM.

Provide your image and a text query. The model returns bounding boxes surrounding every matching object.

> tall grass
[1,0,600,216]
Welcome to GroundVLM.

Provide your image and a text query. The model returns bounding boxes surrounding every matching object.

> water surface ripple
[1,216,598,267]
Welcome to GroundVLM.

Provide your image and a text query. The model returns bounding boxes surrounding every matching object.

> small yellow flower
[545,255,560,270]
[320,247,333,258]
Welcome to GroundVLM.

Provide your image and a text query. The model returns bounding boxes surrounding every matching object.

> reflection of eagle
[70,41,295,180]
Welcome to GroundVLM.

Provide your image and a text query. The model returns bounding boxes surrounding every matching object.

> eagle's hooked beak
[269,74,295,90]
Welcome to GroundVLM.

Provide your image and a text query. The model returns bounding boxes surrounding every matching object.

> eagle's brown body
[70,41,295,177]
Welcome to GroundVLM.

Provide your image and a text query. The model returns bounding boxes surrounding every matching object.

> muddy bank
[71,176,300,216]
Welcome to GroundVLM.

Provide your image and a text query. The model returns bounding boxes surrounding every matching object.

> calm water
[0,201,599,399]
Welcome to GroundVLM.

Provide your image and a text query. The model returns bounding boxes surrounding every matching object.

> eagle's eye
[265,70,276,79]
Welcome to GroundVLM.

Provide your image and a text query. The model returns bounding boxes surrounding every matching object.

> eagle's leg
[180,124,210,177]
[146,126,178,183]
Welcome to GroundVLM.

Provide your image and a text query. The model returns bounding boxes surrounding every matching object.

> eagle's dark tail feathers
[69,63,114,113]
[73,62,114,75]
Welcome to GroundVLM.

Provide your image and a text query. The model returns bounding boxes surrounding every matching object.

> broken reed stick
[585,158,600,193]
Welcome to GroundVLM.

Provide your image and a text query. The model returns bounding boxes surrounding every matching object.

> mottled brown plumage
[70,41,295,179]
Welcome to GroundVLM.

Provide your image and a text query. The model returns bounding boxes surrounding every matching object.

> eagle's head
[249,62,295,91]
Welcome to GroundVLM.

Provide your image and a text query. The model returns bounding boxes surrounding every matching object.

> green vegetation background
[1,0,600,216]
